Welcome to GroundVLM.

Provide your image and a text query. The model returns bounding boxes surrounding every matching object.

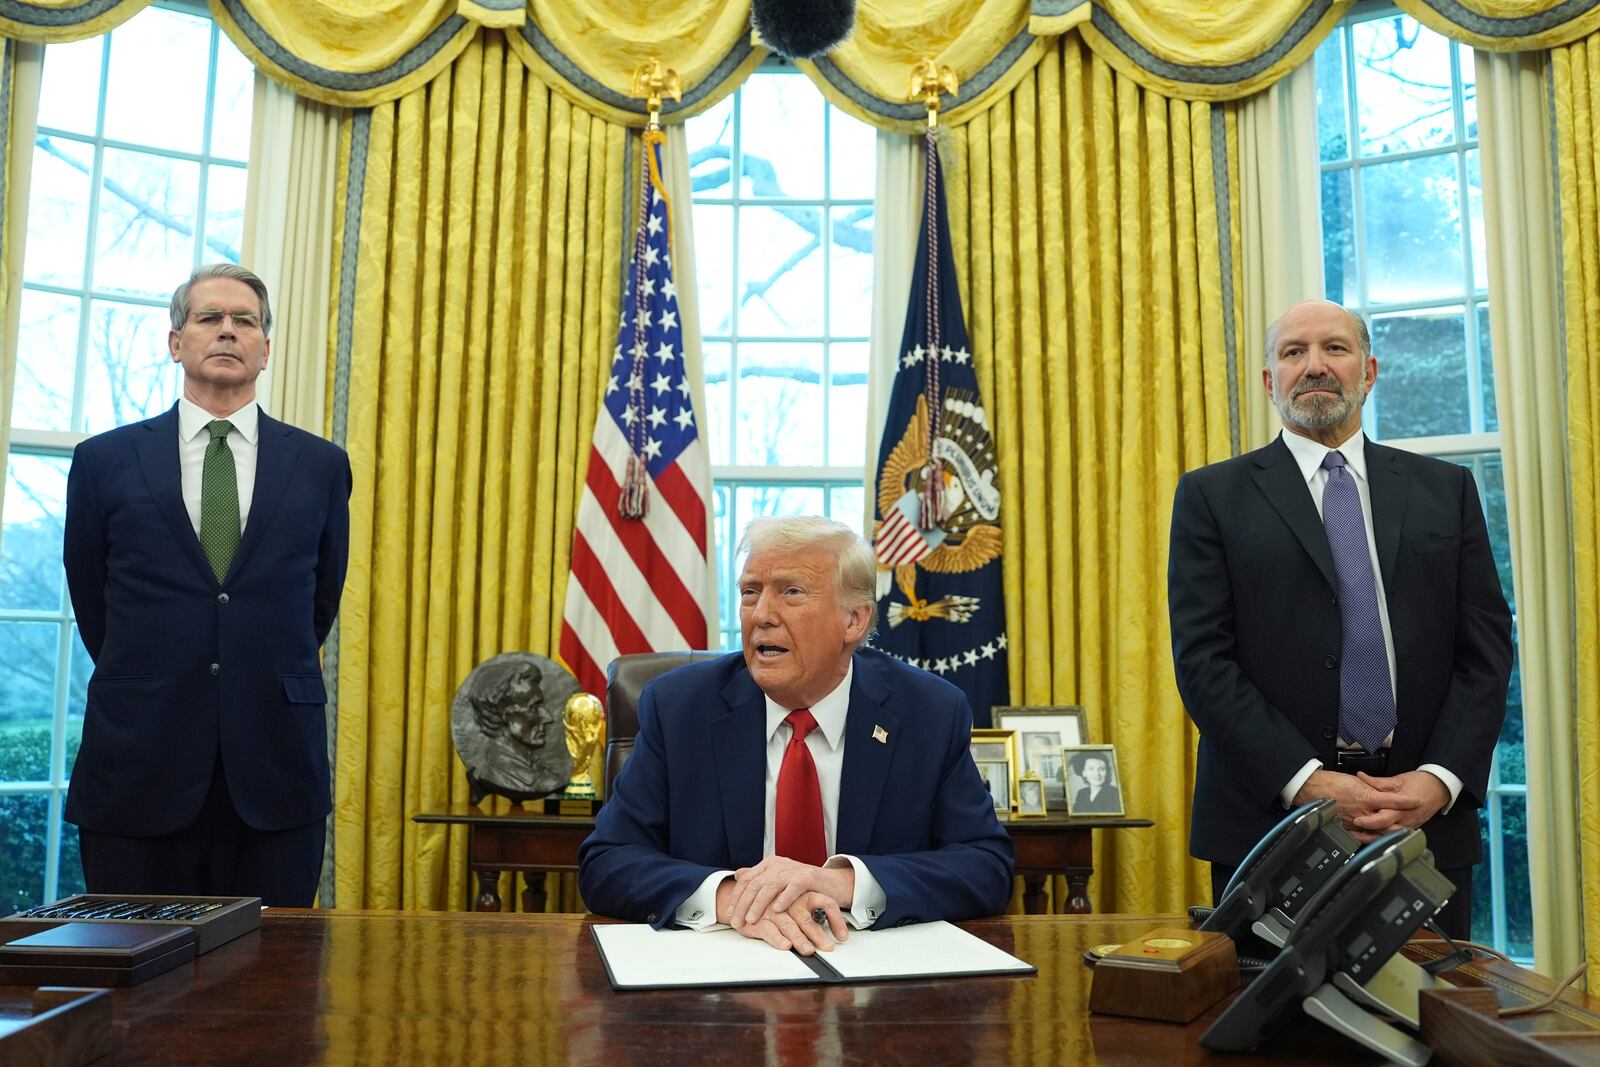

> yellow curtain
[944,32,1243,914]
[1553,31,1600,978]
[327,28,626,909]
[0,0,147,41]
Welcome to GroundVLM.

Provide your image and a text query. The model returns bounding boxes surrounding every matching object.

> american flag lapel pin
[872,725,888,744]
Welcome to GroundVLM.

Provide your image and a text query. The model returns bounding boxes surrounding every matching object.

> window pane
[0,453,68,612]
[1467,149,1486,290]
[102,6,211,155]
[1361,154,1463,304]
[0,622,61,780]
[57,827,86,901]
[1461,45,1478,141]
[210,34,256,163]
[738,204,824,336]
[1371,308,1468,438]
[37,37,104,135]
[736,343,823,466]
[829,341,868,467]
[1353,15,1455,156]
[829,110,876,199]
[740,75,823,199]
[828,485,865,536]
[734,485,826,536]
[1476,798,1532,957]
[12,289,82,433]
[0,793,48,912]
[1321,170,1356,306]
[204,163,248,264]
[693,204,732,336]
[1476,303,1497,432]
[24,136,93,289]
[1315,31,1350,163]
[81,300,181,434]
[687,96,734,198]
[830,207,873,337]
[702,341,732,466]
[94,148,201,299]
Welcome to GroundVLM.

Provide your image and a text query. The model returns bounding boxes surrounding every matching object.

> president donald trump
[578,516,1013,953]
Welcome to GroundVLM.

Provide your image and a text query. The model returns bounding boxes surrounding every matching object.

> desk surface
[413,803,1154,830]
[0,911,1584,1066]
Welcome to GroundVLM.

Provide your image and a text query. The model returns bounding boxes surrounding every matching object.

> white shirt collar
[764,659,854,752]
[1280,426,1369,485]
[178,396,261,445]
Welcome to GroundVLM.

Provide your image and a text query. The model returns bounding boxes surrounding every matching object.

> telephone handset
[1200,797,1359,946]
[1200,827,1455,1066]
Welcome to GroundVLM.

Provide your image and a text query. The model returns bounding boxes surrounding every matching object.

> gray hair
[170,263,273,336]
[738,516,878,637]
[1264,301,1369,366]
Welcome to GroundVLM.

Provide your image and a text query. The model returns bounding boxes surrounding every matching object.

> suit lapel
[835,654,897,857]
[713,668,767,866]
[229,412,300,581]
[135,405,215,585]
[1365,441,1407,589]
[1250,437,1338,592]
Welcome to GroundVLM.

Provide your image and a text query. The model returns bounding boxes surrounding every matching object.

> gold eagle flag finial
[909,59,959,130]
[632,59,683,131]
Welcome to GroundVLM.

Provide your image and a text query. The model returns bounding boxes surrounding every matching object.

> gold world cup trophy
[562,693,605,803]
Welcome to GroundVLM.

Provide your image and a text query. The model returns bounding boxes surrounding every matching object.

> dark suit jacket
[63,403,351,836]
[577,647,1015,928]
[1168,435,1511,870]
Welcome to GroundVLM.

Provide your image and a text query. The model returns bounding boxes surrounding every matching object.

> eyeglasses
[188,309,262,331]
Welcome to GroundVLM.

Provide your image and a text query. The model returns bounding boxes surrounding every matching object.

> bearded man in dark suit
[1167,299,1511,939]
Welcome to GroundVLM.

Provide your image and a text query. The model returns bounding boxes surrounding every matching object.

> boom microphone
[750,0,857,60]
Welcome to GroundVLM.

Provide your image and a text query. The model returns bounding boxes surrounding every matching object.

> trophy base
[544,797,597,816]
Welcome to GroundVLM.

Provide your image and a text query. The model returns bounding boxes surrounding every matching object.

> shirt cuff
[827,855,885,928]
[1281,759,1323,809]
[1417,764,1463,814]
[674,870,734,930]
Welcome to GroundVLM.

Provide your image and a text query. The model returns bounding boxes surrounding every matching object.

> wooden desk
[2,911,1588,1065]
[413,805,1154,914]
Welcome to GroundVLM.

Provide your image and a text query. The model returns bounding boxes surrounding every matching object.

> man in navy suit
[1167,300,1512,938]
[63,264,350,907]
[579,517,1013,954]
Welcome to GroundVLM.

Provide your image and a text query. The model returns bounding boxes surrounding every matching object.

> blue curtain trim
[0,0,124,29]
[216,0,468,93]
[809,28,1036,122]
[1410,0,1600,38]
[1211,106,1241,456]
[1089,1,1333,86]
[516,20,753,116]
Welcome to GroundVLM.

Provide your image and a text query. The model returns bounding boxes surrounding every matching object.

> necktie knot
[207,419,234,444]
[1321,450,1347,472]
[785,708,817,744]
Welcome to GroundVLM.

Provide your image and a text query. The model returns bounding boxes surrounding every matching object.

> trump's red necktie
[775,709,826,866]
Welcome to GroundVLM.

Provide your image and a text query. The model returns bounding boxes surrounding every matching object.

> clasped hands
[714,856,854,956]
[1294,768,1450,844]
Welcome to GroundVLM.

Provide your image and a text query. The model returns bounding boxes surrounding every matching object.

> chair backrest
[603,650,720,793]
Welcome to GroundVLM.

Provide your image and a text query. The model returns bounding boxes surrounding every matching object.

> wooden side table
[413,805,1153,913]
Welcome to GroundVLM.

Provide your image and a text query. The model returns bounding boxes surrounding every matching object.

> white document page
[819,920,1033,980]
[592,924,818,988]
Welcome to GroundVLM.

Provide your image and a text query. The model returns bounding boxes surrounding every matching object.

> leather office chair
[603,650,721,794]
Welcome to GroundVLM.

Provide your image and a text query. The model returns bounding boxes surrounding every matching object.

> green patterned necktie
[200,419,240,582]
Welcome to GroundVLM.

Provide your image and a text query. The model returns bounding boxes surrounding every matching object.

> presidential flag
[870,136,1009,724]
[560,131,714,699]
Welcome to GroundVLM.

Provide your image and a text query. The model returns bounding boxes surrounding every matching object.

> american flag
[560,133,713,698]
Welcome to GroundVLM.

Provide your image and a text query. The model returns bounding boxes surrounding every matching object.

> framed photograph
[1015,774,1047,817]
[976,760,1012,813]
[1062,744,1124,817]
[993,706,1086,805]
[969,729,1018,806]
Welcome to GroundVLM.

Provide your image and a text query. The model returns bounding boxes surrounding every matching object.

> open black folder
[591,920,1035,990]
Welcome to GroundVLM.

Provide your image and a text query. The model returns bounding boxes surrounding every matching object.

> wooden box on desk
[0,895,260,956]
[1088,927,1240,1023]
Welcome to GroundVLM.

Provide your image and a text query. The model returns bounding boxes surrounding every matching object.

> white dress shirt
[177,396,261,537]
[675,662,889,930]
[1276,429,1461,812]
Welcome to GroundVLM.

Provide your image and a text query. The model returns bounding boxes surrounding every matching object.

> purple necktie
[1321,450,1396,754]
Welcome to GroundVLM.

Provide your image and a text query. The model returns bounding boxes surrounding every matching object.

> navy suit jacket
[63,403,351,836]
[578,647,1014,928]
[1168,435,1512,870]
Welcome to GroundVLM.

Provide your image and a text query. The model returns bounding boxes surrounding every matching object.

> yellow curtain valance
[0,0,149,42]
